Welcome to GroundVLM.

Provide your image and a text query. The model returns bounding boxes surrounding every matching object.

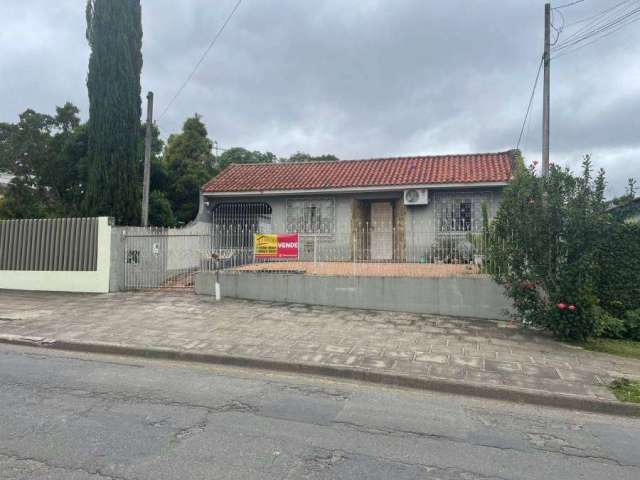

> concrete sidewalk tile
[451,355,483,369]
[390,360,429,376]
[324,354,363,367]
[538,378,592,396]
[414,352,449,364]
[448,342,477,352]
[449,328,472,335]
[495,352,532,363]
[288,352,327,364]
[484,359,522,374]
[429,344,454,354]
[429,365,466,380]
[383,350,415,360]
[420,326,447,334]
[228,345,273,357]
[351,346,384,357]
[289,342,322,351]
[556,368,599,384]
[501,374,548,393]
[360,357,395,370]
[466,369,504,386]
[324,344,354,354]
[522,364,560,380]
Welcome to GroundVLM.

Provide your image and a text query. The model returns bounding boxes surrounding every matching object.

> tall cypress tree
[84,0,142,224]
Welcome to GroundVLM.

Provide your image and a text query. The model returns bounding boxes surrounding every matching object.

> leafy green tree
[163,115,215,225]
[44,105,88,215]
[612,178,637,206]
[0,103,88,219]
[148,190,176,227]
[0,178,48,219]
[0,109,54,182]
[216,147,276,171]
[488,154,610,340]
[281,152,338,163]
[84,0,143,224]
[0,110,54,218]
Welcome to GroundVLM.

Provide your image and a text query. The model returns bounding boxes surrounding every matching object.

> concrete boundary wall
[196,271,512,320]
[0,217,113,293]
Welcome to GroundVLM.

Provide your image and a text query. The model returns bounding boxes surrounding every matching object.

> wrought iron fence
[209,222,500,277]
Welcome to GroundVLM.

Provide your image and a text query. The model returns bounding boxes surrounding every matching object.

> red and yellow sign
[254,233,299,259]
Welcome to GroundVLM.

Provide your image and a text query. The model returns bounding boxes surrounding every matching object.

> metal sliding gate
[122,227,214,290]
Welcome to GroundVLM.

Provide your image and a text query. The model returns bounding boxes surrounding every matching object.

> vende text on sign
[254,233,299,259]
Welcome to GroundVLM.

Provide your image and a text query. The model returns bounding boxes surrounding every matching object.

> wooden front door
[370,202,393,260]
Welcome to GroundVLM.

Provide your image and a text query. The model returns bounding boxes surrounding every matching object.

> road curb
[2,334,639,417]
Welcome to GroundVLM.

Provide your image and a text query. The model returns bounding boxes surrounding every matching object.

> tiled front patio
[234,261,482,277]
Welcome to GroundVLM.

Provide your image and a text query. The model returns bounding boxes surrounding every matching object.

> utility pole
[141,91,154,227]
[542,3,551,175]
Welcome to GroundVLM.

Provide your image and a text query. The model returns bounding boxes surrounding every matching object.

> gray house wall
[403,189,502,261]
[199,186,503,261]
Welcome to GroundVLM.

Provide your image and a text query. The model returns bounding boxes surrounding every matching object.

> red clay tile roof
[202,151,516,193]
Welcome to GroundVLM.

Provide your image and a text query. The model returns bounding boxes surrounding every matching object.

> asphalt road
[0,344,638,480]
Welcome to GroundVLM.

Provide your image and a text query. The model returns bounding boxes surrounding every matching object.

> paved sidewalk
[1,290,640,410]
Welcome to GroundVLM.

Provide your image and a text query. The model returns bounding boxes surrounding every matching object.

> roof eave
[202,181,510,197]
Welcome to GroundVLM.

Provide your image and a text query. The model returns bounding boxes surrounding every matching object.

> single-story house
[196,150,517,263]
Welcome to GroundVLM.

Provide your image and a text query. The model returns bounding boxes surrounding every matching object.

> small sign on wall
[254,233,299,259]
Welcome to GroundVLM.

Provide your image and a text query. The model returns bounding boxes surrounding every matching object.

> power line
[553,5,640,56]
[553,0,585,10]
[555,4,640,49]
[550,8,566,45]
[552,12,640,58]
[564,0,634,27]
[554,0,640,50]
[157,0,243,122]
[516,55,544,150]
[558,0,632,39]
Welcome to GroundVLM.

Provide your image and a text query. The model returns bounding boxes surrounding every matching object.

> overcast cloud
[1,0,638,196]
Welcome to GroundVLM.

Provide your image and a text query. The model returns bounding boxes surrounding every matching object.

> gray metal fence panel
[122,226,214,290]
[0,217,99,271]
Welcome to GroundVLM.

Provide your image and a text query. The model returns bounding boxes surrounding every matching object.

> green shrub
[593,306,626,339]
[595,223,640,317]
[488,154,608,340]
[543,287,599,341]
[623,310,640,341]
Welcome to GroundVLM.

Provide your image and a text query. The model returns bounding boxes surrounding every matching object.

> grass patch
[609,378,640,403]
[580,338,640,360]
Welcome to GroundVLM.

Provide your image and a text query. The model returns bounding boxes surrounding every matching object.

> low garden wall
[195,271,512,320]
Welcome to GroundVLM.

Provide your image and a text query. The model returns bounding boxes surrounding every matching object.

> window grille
[286,198,335,234]
[212,202,272,249]
[434,191,492,234]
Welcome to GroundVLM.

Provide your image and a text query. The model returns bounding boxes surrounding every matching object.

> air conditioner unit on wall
[403,188,429,206]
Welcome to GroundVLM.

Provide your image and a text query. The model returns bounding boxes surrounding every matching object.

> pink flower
[568,304,576,312]
[557,303,567,310]
[533,160,539,166]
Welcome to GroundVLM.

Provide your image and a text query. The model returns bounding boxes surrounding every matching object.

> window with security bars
[286,198,335,234]
[434,192,490,233]
[212,202,272,249]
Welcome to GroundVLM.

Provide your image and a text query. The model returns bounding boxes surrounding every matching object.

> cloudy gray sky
[1,0,638,196]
